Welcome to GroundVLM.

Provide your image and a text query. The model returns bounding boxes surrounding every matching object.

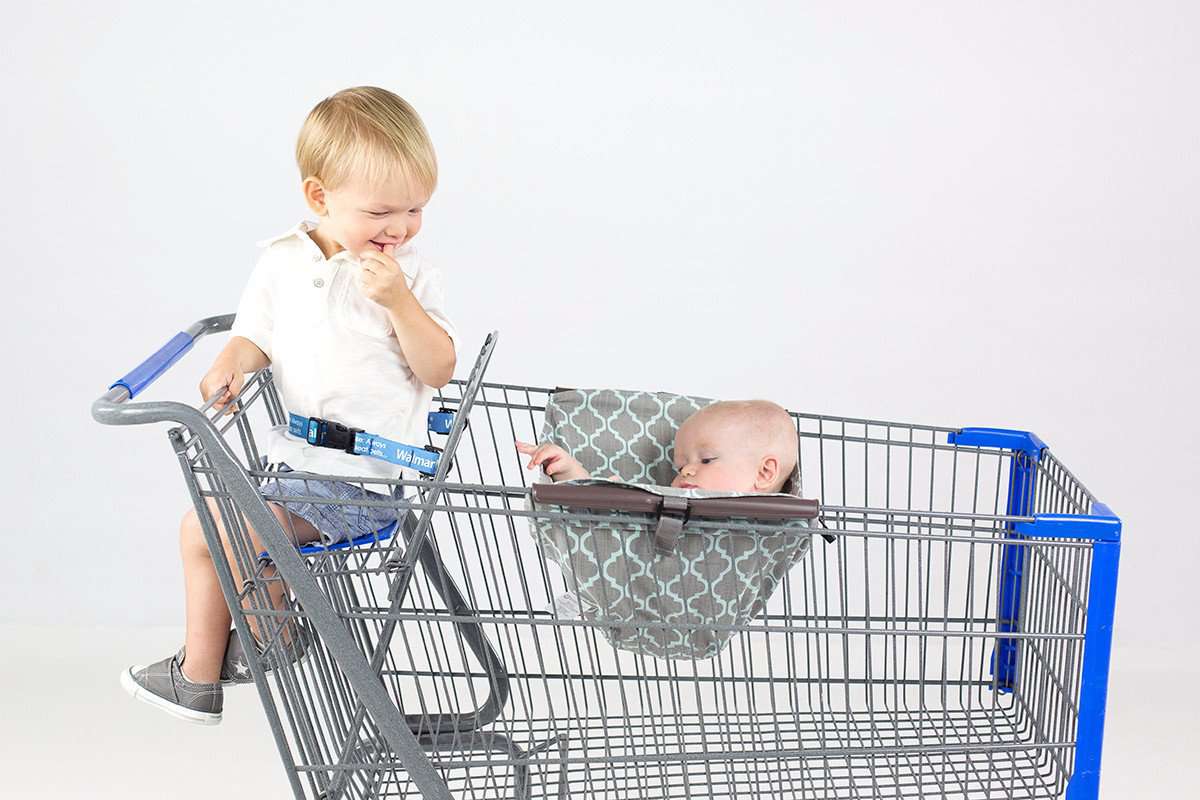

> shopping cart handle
[105,314,235,400]
[110,332,194,398]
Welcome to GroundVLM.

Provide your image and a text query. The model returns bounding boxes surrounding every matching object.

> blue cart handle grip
[109,331,196,399]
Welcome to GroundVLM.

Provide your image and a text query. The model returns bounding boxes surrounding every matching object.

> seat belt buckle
[304,416,362,454]
[305,417,325,446]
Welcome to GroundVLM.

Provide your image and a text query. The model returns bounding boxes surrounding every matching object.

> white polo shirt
[231,221,456,484]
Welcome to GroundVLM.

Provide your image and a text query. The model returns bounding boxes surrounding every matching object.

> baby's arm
[200,336,270,413]
[516,441,591,482]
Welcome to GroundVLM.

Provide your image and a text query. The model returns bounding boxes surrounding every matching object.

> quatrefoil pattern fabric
[530,389,813,660]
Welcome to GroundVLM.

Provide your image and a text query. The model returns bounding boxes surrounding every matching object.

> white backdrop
[2,0,1196,743]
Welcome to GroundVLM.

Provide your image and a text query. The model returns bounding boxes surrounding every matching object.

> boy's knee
[180,508,207,553]
[180,502,226,553]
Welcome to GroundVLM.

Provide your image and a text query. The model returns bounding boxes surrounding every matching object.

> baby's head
[296,86,437,256]
[670,400,799,494]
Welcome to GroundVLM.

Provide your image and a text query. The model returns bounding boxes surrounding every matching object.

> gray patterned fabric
[530,389,813,660]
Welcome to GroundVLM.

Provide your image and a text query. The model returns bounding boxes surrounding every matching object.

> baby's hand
[515,441,590,482]
[357,245,412,308]
[199,361,243,415]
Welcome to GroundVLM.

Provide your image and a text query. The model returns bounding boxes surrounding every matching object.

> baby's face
[670,416,766,493]
[317,175,430,257]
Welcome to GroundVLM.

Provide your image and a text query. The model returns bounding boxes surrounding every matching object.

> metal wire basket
[94,315,1121,800]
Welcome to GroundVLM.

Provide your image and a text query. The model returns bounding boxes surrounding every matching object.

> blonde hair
[296,86,437,193]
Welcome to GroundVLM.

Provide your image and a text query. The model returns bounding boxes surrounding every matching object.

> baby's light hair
[685,400,800,489]
[296,86,437,193]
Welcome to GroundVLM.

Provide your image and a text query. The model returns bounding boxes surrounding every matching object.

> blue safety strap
[287,413,441,476]
[427,409,454,434]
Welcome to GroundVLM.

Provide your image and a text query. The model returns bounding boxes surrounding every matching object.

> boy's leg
[179,499,321,683]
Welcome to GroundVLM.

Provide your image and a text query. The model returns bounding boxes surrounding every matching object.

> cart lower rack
[94,315,1120,800]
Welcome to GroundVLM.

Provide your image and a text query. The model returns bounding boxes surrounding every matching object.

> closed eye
[675,458,716,471]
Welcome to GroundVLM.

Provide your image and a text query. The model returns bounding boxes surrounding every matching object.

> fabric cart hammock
[528,388,823,660]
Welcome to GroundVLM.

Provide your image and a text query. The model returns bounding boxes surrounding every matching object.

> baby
[517,399,799,493]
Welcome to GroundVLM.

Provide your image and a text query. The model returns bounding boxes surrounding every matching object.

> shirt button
[313,278,325,288]
[311,253,322,263]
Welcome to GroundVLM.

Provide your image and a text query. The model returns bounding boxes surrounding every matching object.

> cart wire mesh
[98,325,1115,800]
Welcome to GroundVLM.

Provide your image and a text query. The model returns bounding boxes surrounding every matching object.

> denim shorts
[259,463,404,545]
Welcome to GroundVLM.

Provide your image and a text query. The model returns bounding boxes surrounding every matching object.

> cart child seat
[528,388,820,660]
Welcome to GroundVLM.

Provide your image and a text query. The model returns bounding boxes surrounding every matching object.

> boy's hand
[516,441,590,482]
[199,363,244,415]
[358,245,413,308]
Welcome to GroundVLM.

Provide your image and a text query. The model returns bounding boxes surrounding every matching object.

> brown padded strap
[531,483,821,521]
[653,495,689,555]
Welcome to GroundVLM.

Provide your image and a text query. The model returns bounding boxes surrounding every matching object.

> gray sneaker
[221,624,311,685]
[119,650,223,725]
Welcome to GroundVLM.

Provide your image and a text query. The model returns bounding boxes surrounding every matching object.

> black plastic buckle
[307,416,362,454]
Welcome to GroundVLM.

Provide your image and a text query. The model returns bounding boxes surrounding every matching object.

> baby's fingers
[516,441,541,467]
[527,446,555,470]
[543,456,576,478]
[516,441,547,470]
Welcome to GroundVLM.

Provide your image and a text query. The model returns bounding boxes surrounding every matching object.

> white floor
[3,624,1195,799]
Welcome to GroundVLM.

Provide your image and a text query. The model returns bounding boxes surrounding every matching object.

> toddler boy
[120,87,456,724]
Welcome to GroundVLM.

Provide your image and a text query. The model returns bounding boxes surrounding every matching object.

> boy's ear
[302,177,328,216]
[754,455,780,492]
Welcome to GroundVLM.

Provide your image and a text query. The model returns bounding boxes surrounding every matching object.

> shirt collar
[257,221,418,276]
[256,220,312,248]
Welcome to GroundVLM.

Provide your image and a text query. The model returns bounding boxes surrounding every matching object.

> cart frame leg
[192,427,455,800]
[995,449,1038,691]
[1064,538,1120,800]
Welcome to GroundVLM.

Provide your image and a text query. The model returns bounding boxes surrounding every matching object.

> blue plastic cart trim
[948,427,1046,458]
[300,520,398,556]
[993,449,1038,691]
[109,331,195,399]
[257,520,398,561]
[286,413,440,476]
[1064,537,1121,800]
[953,425,1049,691]
[1014,505,1121,542]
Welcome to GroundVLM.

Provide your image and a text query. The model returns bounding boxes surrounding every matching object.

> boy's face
[307,174,430,258]
[670,415,767,493]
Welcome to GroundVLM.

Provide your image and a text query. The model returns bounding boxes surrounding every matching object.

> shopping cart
[94,314,1121,800]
